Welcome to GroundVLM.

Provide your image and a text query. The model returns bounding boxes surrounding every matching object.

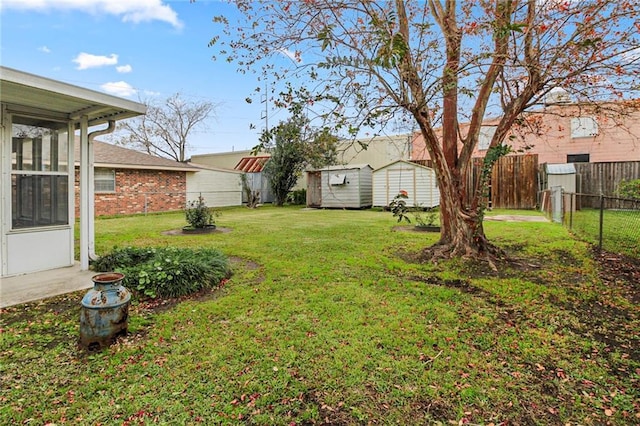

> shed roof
[234,156,270,173]
[546,163,576,174]
[309,163,372,172]
[188,162,244,174]
[74,140,198,172]
[373,159,435,172]
[1,66,146,127]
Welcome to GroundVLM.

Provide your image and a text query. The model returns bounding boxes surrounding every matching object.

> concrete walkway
[484,214,549,222]
[0,264,95,308]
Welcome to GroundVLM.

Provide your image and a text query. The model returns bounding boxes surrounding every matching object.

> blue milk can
[79,272,131,350]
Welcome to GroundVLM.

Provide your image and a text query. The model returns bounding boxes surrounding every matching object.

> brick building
[411,100,640,164]
[74,140,197,216]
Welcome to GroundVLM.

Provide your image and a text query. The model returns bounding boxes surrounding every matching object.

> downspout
[87,120,116,260]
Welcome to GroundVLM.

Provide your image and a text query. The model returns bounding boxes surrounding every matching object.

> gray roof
[309,163,372,172]
[546,163,576,174]
[75,140,198,172]
[373,159,435,172]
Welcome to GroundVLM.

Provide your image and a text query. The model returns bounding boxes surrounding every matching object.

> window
[571,117,598,138]
[567,153,590,163]
[478,126,497,151]
[11,117,70,229]
[95,168,116,192]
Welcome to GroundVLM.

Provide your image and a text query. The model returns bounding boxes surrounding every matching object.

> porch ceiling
[0,66,146,126]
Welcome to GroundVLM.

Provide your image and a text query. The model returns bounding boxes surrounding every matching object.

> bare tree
[117,93,216,162]
[210,0,640,262]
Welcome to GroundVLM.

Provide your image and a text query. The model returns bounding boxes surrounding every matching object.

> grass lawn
[568,208,640,258]
[1,206,639,425]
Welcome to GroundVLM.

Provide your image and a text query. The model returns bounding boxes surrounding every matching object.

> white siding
[7,228,74,276]
[186,169,243,207]
[548,174,576,193]
[372,161,440,208]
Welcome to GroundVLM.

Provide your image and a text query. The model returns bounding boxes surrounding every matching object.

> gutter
[87,120,116,260]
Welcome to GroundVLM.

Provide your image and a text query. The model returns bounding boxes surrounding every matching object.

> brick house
[411,100,640,164]
[74,140,197,216]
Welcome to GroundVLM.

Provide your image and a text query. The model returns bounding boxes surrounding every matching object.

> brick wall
[75,168,187,217]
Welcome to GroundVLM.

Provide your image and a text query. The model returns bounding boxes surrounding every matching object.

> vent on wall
[329,174,346,185]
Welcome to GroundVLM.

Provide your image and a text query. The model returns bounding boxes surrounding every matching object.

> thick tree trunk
[437,174,484,255]
[426,147,497,262]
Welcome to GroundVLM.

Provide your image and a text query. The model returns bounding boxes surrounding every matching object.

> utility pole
[261,79,269,137]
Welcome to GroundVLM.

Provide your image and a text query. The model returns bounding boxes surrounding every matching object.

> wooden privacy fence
[574,161,640,196]
[413,154,539,209]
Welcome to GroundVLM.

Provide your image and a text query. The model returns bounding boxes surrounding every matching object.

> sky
[0,0,283,156]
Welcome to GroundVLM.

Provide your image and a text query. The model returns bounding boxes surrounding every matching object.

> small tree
[117,93,217,162]
[260,114,337,206]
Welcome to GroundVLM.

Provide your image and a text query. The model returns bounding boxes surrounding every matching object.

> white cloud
[277,48,300,64]
[73,52,118,70]
[116,64,132,73]
[143,90,161,97]
[38,46,51,53]
[0,0,182,29]
[622,47,640,64]
[101,81,137,97]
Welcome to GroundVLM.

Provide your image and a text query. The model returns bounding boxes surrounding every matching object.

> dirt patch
[484,215,548,222]
[161,227,232,236]
[392,225,441,233]
[592,248,640,304]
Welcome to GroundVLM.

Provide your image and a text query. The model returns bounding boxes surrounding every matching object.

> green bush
[287,188,307,205]
[617,179,640,200]
[92,246,231,299]
[185,196,217,229]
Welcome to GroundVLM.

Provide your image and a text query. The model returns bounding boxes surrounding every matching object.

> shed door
[307,172,322,207]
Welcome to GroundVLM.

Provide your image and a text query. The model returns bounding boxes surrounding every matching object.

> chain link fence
[540,188,640,258]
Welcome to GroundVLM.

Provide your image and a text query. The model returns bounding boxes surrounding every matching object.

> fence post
[144,193,148,215]
[569,193,574,230]
[598,194,604,251]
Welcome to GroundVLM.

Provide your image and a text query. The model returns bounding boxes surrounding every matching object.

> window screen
[95,168,116,192]
[11,117,70,229]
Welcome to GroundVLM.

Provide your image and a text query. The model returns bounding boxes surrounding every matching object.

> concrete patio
[0,264,95,308]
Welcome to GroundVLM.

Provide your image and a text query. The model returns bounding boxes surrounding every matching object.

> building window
[11,117,69,229]
[478,126,497,151]
[571,117,598,138]
[95,168,116,192]
[567,153,590,163]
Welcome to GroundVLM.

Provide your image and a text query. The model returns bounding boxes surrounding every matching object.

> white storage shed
[545,163,577,193]
[372,160,440,208]
[307,164,373,208]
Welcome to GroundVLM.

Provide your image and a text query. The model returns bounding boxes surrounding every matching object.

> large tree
[117,93,216,162]
[211,0,639,260]
[261,114,338,206]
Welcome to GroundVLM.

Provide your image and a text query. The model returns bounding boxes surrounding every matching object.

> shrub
[389,190,411,223]
[617,179,640,200]
[287,189,307,205]
[185,196,217,229]
[92,246,231,299]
